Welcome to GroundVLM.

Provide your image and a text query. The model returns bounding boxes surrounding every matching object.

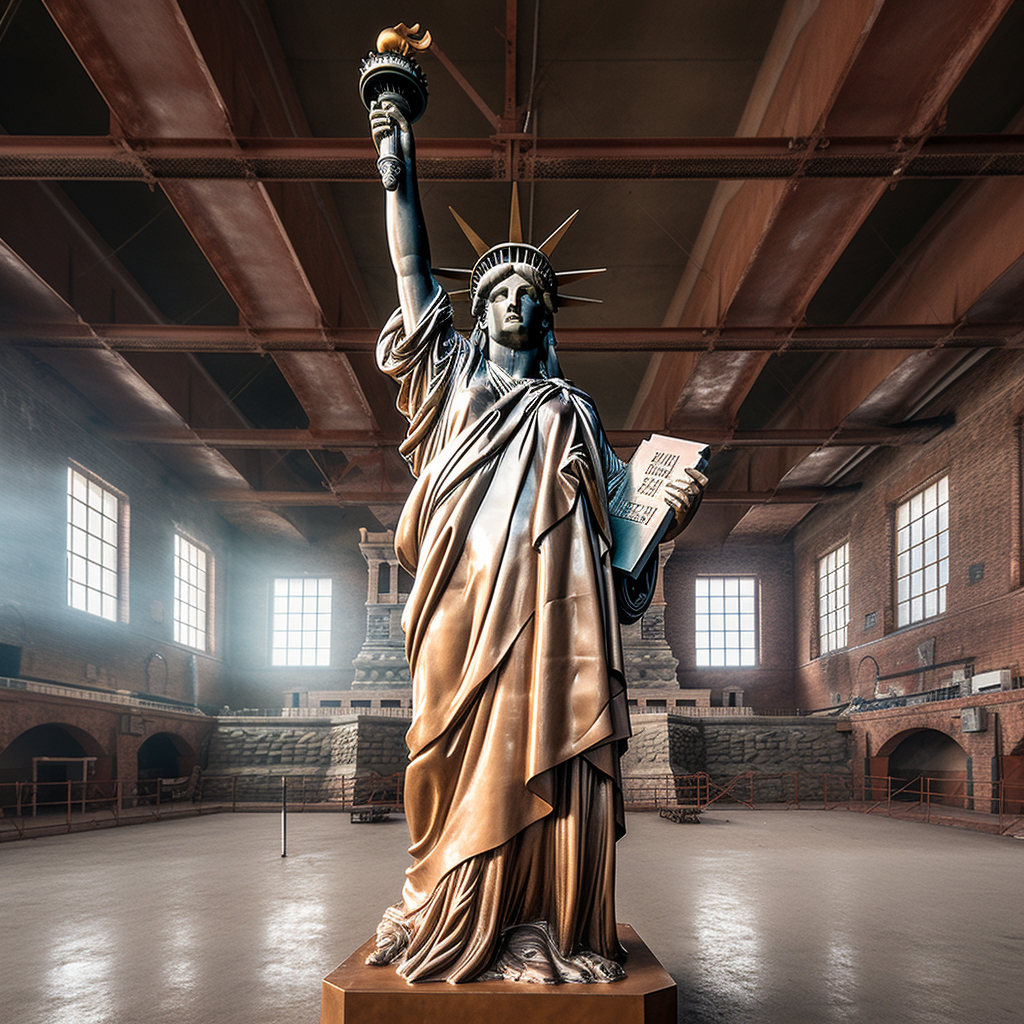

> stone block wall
[702,717,852,799]
[621,713,851,802]
[204,716,409,803]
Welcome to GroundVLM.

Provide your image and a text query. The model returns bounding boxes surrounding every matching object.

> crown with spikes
[434,184,605,314]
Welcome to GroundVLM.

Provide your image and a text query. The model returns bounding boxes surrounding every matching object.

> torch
[358,23,431,191]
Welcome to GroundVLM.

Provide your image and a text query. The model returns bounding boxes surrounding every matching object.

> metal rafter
[9,321,1023,352]
[97,421,950,451]
[4,133,1024,181]
[723,107,1024,541]
[630,0,1013,435]
[42,0,381,441]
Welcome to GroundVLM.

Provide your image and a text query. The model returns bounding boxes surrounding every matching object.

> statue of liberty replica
[358,25,705,986]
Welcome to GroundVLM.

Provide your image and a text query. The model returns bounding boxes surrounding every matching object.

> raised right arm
[369,101,438,328]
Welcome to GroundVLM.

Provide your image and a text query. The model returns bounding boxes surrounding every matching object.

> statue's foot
[481,922,626,984]
[365,904,409,967]
[480,923,560,983]
[566,948,627,983]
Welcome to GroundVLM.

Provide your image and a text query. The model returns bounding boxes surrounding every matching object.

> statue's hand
[370,100,412,160]
[662,467,707,541]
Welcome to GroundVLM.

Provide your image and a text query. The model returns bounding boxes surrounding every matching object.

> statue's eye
[493,288,507,301]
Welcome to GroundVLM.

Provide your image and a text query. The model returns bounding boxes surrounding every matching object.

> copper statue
[359,28,705,986]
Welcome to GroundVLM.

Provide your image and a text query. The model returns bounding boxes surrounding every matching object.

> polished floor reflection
[2,809,1021,1024]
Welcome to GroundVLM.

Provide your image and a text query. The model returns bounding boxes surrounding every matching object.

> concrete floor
[1,809,1021,1024]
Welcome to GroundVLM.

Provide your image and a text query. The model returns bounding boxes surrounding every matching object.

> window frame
[817,541,850,656]
[66,462,129,623]
[894,476,949,628]
[173,532,213,653]
[694,575,759,668]
[270,577,333,667]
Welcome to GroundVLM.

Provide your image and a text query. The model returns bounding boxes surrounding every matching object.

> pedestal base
[321,924,676,1024]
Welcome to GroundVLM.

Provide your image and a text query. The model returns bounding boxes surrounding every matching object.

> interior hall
[1,2,1022,1023]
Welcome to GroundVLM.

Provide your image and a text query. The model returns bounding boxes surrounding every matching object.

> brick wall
[223,530,374,708]
[663,543,797,709]
[0,346,232,707]
[792,350,1024,711]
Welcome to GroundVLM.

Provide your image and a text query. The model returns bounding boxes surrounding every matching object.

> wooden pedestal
[321,923,676,1024]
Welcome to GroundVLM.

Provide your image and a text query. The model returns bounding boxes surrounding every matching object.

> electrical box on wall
[961,707,987,733]
[970,669,1011,694]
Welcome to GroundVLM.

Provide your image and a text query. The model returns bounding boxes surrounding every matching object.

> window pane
[271,578,332,666]
[695,577,758,667]
[67,466,124,622]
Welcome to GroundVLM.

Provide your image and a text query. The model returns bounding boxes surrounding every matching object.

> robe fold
[376,287,652,983]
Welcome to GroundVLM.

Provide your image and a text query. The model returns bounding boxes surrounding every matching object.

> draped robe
[377,287,654,983]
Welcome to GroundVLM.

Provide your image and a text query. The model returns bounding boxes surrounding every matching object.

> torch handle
[376,124,402,191]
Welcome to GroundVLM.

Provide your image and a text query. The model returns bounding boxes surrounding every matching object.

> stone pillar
[620,541,680,688]
[352,529,412,689]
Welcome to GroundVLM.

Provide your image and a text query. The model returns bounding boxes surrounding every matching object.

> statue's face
[484,272,545,350]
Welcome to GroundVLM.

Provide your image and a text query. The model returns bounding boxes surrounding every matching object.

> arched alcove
[137,732,197,780]
[883,728,968,805]
[0,723,105,814]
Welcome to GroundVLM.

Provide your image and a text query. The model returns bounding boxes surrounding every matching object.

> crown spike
[448,289,471,302]
[449,207,490,257]
[432,267,474,280]
[508,183,524,243]
[556,268,606,285]
[557,294,602,307]
[540,210,579,257]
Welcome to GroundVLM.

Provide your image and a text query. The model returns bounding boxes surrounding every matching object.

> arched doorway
[0,723,105,815]
[885,728,968,806]
[135,733,198,806]
[137,732,197,780]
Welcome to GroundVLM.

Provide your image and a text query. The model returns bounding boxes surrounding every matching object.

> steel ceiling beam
[42,0,380,440]
[0,231,306,539]
[9,321,1023,353]
[631,0,1012,439]
[204,486,859,507]
[725,106,1024,541]
[3,133,1024,181]
[98,421,949,451]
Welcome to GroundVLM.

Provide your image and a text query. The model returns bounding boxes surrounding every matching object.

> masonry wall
[204,715,409,801]
[663,543,797,710]
[619,713,852,802]
[224,527,373,709]
[792,350,1024,711]
[702,717,852,799]
[0,345,232,707]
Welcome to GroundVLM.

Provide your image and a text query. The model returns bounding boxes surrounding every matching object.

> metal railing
[0,771,406,840]
[854,773,1024,834]
[224,706,413,718]
[623,771,855,812]
[0,675,206,716]
[627,705,755,717]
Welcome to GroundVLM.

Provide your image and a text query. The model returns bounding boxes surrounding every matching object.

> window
[896,477,949,627]
[271,578,332,666]
[174,534,211,651]
[67,464,127,621]
[817,542,849,654]
[695,576,758,667]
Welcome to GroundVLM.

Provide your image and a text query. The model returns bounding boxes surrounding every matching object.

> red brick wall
[664,543,797,710]
[0,689,213,784]
[847,689,1024,794]
[792,351,1024,710]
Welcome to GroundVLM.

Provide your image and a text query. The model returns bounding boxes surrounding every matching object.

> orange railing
[854,773,1024,834]
[0,771,406,839]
